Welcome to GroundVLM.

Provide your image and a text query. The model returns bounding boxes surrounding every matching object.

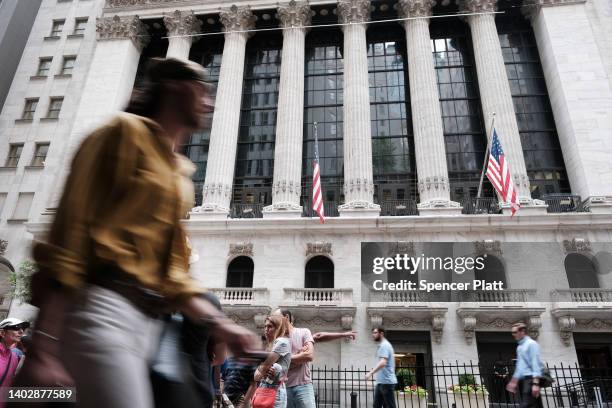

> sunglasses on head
[3,325,27,331]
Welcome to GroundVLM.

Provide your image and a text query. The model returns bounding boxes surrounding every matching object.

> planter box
[396,393,428,408]
[447,390,489,408]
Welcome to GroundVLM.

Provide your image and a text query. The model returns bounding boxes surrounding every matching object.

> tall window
[5,144,23,167]
[36,58,52,76]
[565,253,599,289]
[226,256,254,288]
[73,18,88,35]
[31,143,49,167]
[305,256,334,288]
[61,56,76,75]
[497,14,569,198]
[302,29,344,210]
[367,25,416,203]
[50,20,64,37]
[233,33,281,205]
[181,35,223,205]
[46,97,63,119]
[475,255,507,288]
[11,193,34,221]
[22,99,38,120]
[431,20,490,201]
[0,193,6,218]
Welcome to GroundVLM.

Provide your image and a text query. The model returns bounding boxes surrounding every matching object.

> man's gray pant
[61,285,163,408]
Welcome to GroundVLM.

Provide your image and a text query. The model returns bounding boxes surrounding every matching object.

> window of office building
[232,32,281,206]
[73,18,88,35]
[50,20,64,37]
[46,97,63,119]
[22,99,38,120]
[367,25,416,203]
[31,143,49,167]
[11,193,34,221]
[61,56,76,75]
[302,28,344,212]
[497,14,569,198]
[36,58,52,76]
[5,144,24,167]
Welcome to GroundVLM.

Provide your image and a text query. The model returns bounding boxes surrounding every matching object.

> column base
[338,201,381,218]
[501,198,548,215]
[585,196,612,214]
[417,199,463,216]
[262,203,303,219]
[191,204,230,219]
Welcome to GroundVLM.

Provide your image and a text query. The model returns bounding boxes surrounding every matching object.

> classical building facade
[1,0,612,373]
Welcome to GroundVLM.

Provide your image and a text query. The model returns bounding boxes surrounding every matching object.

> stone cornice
[521,0,587,19]
[219,5,256,33]
[96,15,150,51]
[337,0,371,25]
[163,10,202,36]
[458,0,496,14]
[398,0,435,19]
[277,0,312,29]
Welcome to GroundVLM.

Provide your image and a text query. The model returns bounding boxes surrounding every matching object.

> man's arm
[313,331,356,343]
[291,341,314,365]
[365,358,387,380]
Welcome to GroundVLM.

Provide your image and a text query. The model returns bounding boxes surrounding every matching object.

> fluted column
[196,6,255,217]
[337,0,380,217]
[164,10,202,59]
[399,0,461,215]
[461,0,546,213]
[263,1,311,218]
[47,16,149,211]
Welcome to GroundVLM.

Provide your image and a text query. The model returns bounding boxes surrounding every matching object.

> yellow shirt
[33,113,202,307]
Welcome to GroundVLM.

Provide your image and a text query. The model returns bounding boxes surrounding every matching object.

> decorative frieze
[306,242,332,257]
[458,308,544,343]
[229,242,253,257]
[473,240,503,256]
[96,15,150,51]
[562,238,592,254]
[277,0,312,28]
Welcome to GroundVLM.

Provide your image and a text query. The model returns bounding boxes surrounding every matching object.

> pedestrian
[506,323,543,408]
[17,57,258,408]
[365,326,397,408]
[253,315,292,408]
[0,318,29,407]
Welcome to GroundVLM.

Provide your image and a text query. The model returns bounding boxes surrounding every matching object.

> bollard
[351,391,357,408]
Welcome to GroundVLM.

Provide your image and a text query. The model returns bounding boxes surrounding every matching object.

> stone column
[263,1,311,218]
[524,0,612,214]
[399,0,461,215]
[46,16,149,211]
[164,10,202,60]
[195,6,255,218]
[337,0,380,217]
[460,0,547,214]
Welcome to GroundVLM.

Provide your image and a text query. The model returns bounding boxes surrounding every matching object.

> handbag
[151,314,189,382]
[539,366,555,388]
[251,386,278,408]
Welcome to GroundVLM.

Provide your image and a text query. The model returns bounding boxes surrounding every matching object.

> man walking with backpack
[506,323,544,408]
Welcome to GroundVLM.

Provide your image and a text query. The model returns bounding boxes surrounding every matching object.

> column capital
[459,0,497,14]
[398,0,435,19]
[96,15,150,51]
[277,0,312,29]
[219,5,256,33]
[163,10,202,37]
[337,0,371,25]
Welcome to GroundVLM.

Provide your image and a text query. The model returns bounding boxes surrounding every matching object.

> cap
[0,318,30,330]
[146,57,209,84]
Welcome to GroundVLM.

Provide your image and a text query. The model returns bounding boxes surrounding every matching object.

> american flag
[486,129,520,216]
[312,123,325,224]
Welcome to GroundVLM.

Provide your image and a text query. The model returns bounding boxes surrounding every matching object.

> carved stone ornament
[229,242,253,257]
[96,15,150,51]
[341,314,354,330]
[254,313,267,328]
[163,10,202,37]
[556,315,576,346]
[563,238,592,254]
[337,0,371,24]
[0,240,7,256]
[203,182,232,200]
[575,318,612,330]
[344,178,374,195]
[458,0,496,14]
[462,315,477,345]
[417,176,450,194]
[106,0,184,7]
[392,241,415,258]
[398,0,435,19]
[219,5,256,33]
[370,314,383,327]
[432,315,446,344]
[306,242,332,257]
[277,1,312,29]
[473,240,503,256]
[527,316,542,339]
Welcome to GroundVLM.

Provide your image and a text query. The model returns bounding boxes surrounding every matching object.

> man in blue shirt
[506,323,543,408]
[365,327,398,408]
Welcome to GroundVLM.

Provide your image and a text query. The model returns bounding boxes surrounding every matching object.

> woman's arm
[254,352,280,382]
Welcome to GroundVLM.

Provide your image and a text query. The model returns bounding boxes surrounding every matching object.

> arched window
[305,256,334,288]
[226,256,254,288]
[475,255,507,288]
[565,253,599,288]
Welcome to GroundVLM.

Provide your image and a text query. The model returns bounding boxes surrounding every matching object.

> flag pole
[476,113,496,200]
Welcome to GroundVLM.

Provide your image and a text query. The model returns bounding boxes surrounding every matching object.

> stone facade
[1,0,612,370]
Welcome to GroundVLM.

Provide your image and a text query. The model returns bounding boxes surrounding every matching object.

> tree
[9,260,37,305]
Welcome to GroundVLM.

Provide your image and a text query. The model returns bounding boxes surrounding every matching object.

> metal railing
[283,288,353,305]
[207,288,269,304]
[460,197,502,215]
[380,199,419,216]
[302,201,340,218]
[542,194,589,213]
[310,363,612,408]
[230,203,264,218]
[459,289,537,302]
[369,290,431,303]
[551,289,612,303]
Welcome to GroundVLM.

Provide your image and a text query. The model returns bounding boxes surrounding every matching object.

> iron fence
[542,194,589,214]
[310,363,612,408]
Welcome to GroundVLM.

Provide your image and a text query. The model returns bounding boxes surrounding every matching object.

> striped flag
[486,129,520,216]
[312,123,325,224]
